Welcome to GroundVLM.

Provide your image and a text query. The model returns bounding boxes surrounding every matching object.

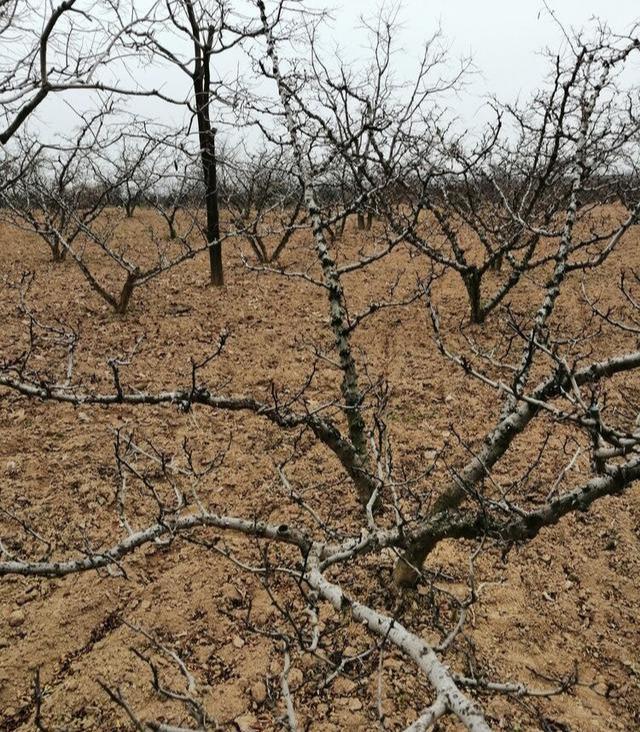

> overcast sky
[26,0,640,142]
[318,0,640,120]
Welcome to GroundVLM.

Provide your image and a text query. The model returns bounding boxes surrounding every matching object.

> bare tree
[1,105,120,262]
[109,135,160,219]
[0,0,179,146]
[2,106,214,313]
[1,3,640,731]
[386,28,640,324]
[143,145,202,241]
[116,0,276,286]
[220,146,305,263]
[0,1,260,287]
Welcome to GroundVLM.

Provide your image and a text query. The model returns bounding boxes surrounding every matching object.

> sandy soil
[0,210,638,731]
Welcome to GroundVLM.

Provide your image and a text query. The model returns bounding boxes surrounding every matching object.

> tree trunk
[116,270,138,314]
[365,211,373,230]
[463,269,484,324]
[202,127,223,285]
[259,0,374,505]
[51,237,66,262]
[168,215,177,240]
[188,14,223,287]
[357,211,365,230]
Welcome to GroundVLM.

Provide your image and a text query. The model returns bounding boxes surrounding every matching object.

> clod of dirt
[234,713,258,731]
[8,610,25,628]
[288,668,303,689]
[250,680,267,704]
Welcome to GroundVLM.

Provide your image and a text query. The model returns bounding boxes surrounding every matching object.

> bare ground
[0,211,639,731]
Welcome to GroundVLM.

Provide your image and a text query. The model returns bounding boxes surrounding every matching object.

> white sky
[25,0,640,143]
[319,0,640,120]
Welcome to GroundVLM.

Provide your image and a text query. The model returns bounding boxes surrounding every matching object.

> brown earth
[0,210,639,731]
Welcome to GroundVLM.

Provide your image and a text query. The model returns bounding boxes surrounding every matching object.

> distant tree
[390,38,640,323]
[115,0,274,286]
[2,106,119,262]
[220,147,304,263]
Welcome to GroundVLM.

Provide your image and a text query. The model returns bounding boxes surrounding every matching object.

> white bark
[306,555,492,732]
[257,0,371,501]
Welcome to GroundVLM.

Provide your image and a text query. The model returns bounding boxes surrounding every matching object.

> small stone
[8,609,25,627]
[384,657,403,670]
[269,659,280,675]
[78,411,91,423]
[222,583,243,604]
[300,653,317,670]
[5,460,18,477]
[232,634,245,649]
[254,603,276,624]
[379,696,395,717]
[349,698,363,711]
[251,680,267,704]
[0,638,9,649]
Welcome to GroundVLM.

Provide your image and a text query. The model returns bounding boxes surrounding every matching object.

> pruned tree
[0,0,265,287]
[58,209,211,314]
[220,146,305,263]
[143,144,203,241]
[116,0,277,286]
[1,3,640,731]
[2,105,214,313]
[1,105,120,262]
[109,135,160,219]
[386,28,640,324]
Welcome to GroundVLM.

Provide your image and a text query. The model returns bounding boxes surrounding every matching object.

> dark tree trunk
[51,245,65,262]
[187,10,223,287]
[365,211,373,230]
[463,269,485,324]
[490,253,503,272]
[201,119,222,286]
[50,235,67,262]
